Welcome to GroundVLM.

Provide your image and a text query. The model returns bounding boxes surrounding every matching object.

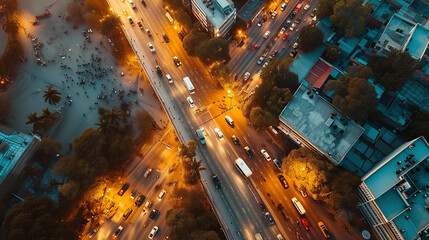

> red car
[252,44,260,51]
[282,33,289,40]
[301,218,310,230]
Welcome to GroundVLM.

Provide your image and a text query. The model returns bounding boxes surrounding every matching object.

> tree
[191,230,220,240]
[175,11,193,33]
[180,140,197,160]
[95,119,114,134]
[100,14,121,37]
[21,164,43,183]
[326,66,378,121]
[317,0,338,19]
[2,17,19,36]
[0,93,12,122]
[5,38,24,63]
[210,63,233,89]
[249,107,277,132]
[43,86,62,105]
[322,45,340,62]
[163,0,183,11]
[135,109,155,142]
[26,112,43,132]
[103,107,121,126]
[327,170,361,211]
[166,208,197,239]
[196,37,230,65]
[368,49,419,91]
[38,138,62,156]
[40,108,59,127]
[183,30,210,56]
[402,112,429,141]
[67,2,84,24]
[330,0,371,38]
[298,25,324,52]
[260,58,298,91]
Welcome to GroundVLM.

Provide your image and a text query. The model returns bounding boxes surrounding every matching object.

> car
[273,159,282,170]
[284,20,292,27]
[293,42,299,49]
[244,146,254,158]
[290,49,298,58]
[259,203,267,212]
[130,0,136,9]
[278,27,286,37]
[257,21,263,27]
[196,129,206,144]
[113,225,123,238]
[267,56,273,62]
[146,29,152,37]
[244,72,251,81]
[214,128,224,139]
[280,2,287,11]
[295,18,301,24]
[135,194,145,207]
[231,135,240,146]
[263,30,271,38]
[304,4,310,10]
[271,11,277,19]
[136,19,143,29]
[257,57,264,65]
[130,191,137,199]
[118,183,130,196]
[257,69,262,76]
[310,8,317,17]
[162,34,170,43]
[155,65,162,75]
[252,44,260,50]
[147,42,155,53]
[260,149,271,161]
[300,189,308,197]
[187,96,195,107]
[145,200,152,208]
[318,222,331,238]
[302,218,310,230]
[289,23,296,31]
[173,56,181,66]
[212,174,221,189]
[289,12,296,19]
[166,74,173,84]
[225,115,234,126]
[282,32,289,40]
[277,234,285,240]
[149,209,158,220]
[264,212,275,225]
[271,50,278,57]
[157,189,166,201]
[122,208,133,220]
[263,62,269,68]
[148,226,159,239]
[141,0,147,6]
[277,175,289,188]
[144,168,152,178]
[128,16,134,25]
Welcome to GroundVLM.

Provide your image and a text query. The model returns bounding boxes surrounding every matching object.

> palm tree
[2,17,19,36]
[26,112,43,131]
[43,86,61,105]
[6,38,24,62]
[40,108,59,125]
[48,177,62,191]
[189,159,206,175]
[104,107,121,126]
[21,164,43,183]
[100,14,121,37]
[96,119,114,134]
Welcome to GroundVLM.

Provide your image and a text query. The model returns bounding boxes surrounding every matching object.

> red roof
[305,59,334,89]
[416,69,429,83]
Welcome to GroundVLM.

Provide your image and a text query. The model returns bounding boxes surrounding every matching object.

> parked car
[141,0,146,6]
[282,32,289,40]
[117,183,129,196]
[293,42,299,49]
[278,27,286,37]
[284,20,292,27]
[295,18,301,24]
[280,2,287,11]
[271,50,278,57]
[318,222,331,238]
[244,146,254,158]
[310,8,317,17]
[289,23,296,31]
[244,72,251,81]
[273,159,282,170]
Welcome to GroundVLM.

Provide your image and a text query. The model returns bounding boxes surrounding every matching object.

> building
[0,126,38,202]
[191,0,236,37]
[237,0,265,26]
[358,136,429,240]
[374,13,429,60]
[278,84,365,166]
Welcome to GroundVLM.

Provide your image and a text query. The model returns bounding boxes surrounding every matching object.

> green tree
[402,112,429,141]
[316,0,338,19]
[2,17,19,36]
[298,25,324,52]
[184,158,205,185]
[26,112,43,132]
[322,45,340,62]
[327,170,361,211]
[135,109,155,143]
[197,37,230,65]
[368,49,419,91]
[5,38,24,63]
[48,177,62,191]
[95,119,114,134]
[21,164,43,183]
[326,66,378,121]
[191,230,220,240]
[100,14,121,37]
[43,86,62,105]
[103,107,121,126]
[210,63,233,89]
[180,140,197,160]
[166,208,197,239]
[175,11,193,33]
[260,58,298,91]
[0,93,12,122]
[249,107,277,132]
[183,30,210,56]
[330,0,371,38]
[40,108,59,127]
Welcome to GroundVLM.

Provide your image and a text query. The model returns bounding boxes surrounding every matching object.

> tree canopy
[183,30,210,56]
[330,0,371,38]
[326,66,378,121]
[175,11,193,33]
[100,14,121,37]
[317,0,338,19]
[322,45,340,62]
[298,25,324,52]
[135,109,155,143]
[197,37,230,65]
[368,49,419,91]
[402,112,429,141]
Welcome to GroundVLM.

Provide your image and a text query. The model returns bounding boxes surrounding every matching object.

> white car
[261,149,271,161]
[263,31,271,39]
[214,128,224,139]
[278,27,286,37]
[113,226,123,238]
[244,72,251,81]
[187,96,195,107]
[166,74,173,84]
[263,62,269,68]
[289,23,296,31]
[147,43,155,53]
[304,4,310,10]
[257,57,264,65]
[157,189,166,201]
[148,226,159,239]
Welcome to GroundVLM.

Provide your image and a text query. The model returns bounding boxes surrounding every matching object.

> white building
[191,0,236,37]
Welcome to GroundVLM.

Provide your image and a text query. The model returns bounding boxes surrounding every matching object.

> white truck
[183,77,195,94]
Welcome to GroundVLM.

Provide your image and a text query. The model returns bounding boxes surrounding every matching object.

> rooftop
[305,59,334,89]
[289,46,326,84]
[193,0,235,28]
[404,24,429,60]
[377,14,416,51]
[399,79,429,112]
[362,137,429,240]
[237,0,265,23]
[279,85,365,165]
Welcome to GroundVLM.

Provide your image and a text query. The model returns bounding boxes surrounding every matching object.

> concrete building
[191,0,236,37]
[278,84,365,166]
[358,136,429,240]
[0,126,38,202]
[374,13,429,60]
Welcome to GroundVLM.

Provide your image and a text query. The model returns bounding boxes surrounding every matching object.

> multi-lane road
[89,0,362,239]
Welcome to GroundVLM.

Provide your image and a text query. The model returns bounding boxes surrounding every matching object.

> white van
[129,0,136,9]
[225,115,234,126]
[291,197,306,215]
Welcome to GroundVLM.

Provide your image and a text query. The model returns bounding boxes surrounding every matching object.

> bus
[291,197,306,215]
[166,12,174,25]
[235,158,252,177]
[293,3,302,14]
[183,77,195,94]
